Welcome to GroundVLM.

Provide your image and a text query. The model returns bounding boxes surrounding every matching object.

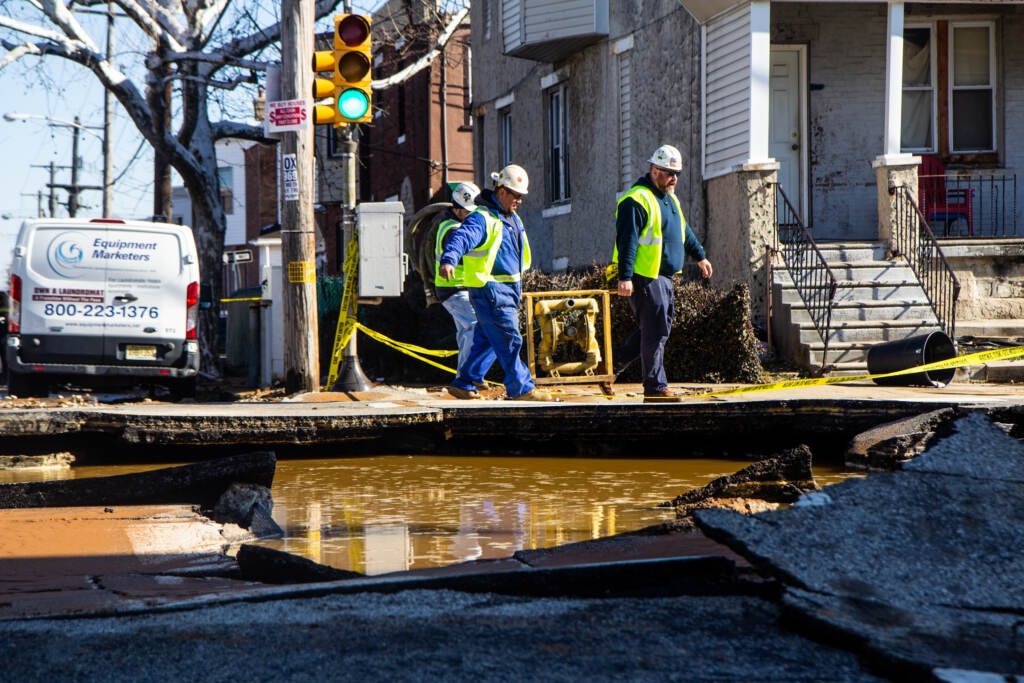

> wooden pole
[280,0,320,394]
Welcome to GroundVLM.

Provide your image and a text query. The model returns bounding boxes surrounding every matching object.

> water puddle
[0,455,856,575]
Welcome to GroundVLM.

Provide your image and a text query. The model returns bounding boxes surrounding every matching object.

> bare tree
[0,0,466,372]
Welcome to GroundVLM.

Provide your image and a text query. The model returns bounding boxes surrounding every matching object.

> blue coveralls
[615,174,706,393]
[440,189,535,398]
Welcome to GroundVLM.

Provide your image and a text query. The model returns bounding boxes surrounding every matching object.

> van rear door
[21,225,109,364]
[100,225,189,366]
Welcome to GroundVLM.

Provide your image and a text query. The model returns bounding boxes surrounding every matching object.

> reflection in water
[256,455,854,575]
[0,454,856,576]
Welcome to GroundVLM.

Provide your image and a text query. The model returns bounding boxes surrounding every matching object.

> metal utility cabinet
[356,202,406,298]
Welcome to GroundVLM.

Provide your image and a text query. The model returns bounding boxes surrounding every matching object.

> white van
[6,218,201,398]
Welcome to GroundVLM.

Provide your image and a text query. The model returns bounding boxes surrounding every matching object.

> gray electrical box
[356,202,407,297]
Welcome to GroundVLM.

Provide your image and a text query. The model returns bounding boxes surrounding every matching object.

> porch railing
[773,182,837,371]
[891,185,961,339]
[918,172,1019,238]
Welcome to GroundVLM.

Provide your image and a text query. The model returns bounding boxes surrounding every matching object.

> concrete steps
[771,241,942,373]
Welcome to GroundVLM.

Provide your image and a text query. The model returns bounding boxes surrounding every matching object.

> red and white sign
[266,99,309,132]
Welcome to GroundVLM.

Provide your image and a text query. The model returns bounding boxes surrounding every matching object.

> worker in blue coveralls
[612,144,713,403]
[433,181,494,398]
[438,164,554,402]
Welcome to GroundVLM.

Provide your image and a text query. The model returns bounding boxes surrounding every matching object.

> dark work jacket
[615,174,706,281]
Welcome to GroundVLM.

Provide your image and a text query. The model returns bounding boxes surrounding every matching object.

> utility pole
[69,116,80,217]
[103,1,115,217]
[280,0,319,393]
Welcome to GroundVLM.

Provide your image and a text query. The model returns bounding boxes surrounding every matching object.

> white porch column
[876,1,916,165]
[748,0,772,164]
[873,1,920,247]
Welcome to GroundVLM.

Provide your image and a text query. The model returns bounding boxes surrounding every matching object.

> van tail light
[185,281,199,340]
[9,274,21,334]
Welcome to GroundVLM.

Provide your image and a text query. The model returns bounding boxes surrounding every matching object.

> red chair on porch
[917,155,974,236]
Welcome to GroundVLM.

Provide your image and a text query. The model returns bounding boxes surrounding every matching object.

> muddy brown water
[0,455,855,575]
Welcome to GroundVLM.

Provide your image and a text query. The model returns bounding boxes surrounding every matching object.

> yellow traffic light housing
[311,49,339,125]
[334,14,372,124]
[312,14,372,127]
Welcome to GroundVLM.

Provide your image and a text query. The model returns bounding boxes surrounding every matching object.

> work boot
[447,385,481,400]
[473,382,489,391]
[643,388,684,404]
[511,389,556,402]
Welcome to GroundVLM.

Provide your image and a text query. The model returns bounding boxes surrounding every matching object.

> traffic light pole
[280,0,320,394]
[332,131,372,392]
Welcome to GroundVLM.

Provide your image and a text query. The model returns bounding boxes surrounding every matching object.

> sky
[0,0,386,283]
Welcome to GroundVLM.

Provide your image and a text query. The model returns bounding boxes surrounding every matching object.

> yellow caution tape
[355,323,459,375]
[325,234,361,389]
[220,296,263,303]
[695,342,1024,398]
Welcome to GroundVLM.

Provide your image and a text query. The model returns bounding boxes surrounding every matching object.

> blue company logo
[46,232,87,278]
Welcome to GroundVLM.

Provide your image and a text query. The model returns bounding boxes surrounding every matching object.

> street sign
[266,99,309,132]
[222,250,253,264]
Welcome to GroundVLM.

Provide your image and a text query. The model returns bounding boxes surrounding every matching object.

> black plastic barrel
[866,331,957,387]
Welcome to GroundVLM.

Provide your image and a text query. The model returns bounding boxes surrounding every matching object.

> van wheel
[8,372,47,398]
[168,378,196,401]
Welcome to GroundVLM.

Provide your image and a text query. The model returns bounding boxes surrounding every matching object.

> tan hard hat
[451,181,480,211]
[490,164,529,195]
[648,144,683,172]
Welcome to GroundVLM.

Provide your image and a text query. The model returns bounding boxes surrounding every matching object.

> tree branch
[372,7,467,90]
[165,71,257,90]
[114,0,187,49]
[163,50,270,71]
[211,120,274,143]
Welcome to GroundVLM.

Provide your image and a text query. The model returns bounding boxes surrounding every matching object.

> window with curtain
[900,21,997,156]
[901,26,933,152]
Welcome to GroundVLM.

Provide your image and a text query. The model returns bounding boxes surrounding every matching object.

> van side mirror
[199,282,214,310]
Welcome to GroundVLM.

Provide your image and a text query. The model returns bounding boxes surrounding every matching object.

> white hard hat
[490,164,529,195]
[451,181,480,211]
[648,144,683,172]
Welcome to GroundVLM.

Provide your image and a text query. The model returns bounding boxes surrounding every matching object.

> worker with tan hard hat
[438,164,552,401]
[433,180,495,396]
[612,144,713,403]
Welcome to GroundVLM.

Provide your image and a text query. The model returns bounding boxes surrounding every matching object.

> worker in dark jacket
[439,164,553,402]
[612,144,712,403]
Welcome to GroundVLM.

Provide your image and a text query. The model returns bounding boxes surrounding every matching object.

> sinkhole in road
[0,453,856,575]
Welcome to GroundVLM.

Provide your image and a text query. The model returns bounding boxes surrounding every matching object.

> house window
[900,21,996,156]
[500,108,512,166]
[547,84,570,203]
[483,0,491,41]
[950,23,995,153]
[326,125,346,158]
[463,46,473,128]
[218,167,234,215]
[476,114,487,187]
[901,26,934,152]
[617,50,633,190]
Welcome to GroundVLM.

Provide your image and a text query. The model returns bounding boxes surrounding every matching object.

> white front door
[769,46,807,224]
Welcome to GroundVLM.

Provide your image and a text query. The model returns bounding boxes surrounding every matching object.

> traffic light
[312,14,372,127]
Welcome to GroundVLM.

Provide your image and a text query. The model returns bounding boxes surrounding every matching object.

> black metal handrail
[891,185,961,339]
[773,183,837,371]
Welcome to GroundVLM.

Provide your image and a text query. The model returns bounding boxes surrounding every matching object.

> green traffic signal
[338,88,370,119]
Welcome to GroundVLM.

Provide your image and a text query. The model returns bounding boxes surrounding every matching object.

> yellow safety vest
[434,218,465,287]
[461,207,532,287]
[611,185,686,279]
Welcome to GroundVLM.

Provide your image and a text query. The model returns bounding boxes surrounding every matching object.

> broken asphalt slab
[695,411,1024,677]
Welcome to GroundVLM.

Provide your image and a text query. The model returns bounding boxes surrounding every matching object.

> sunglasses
[655,167,680,178]
[504,188,525,200]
